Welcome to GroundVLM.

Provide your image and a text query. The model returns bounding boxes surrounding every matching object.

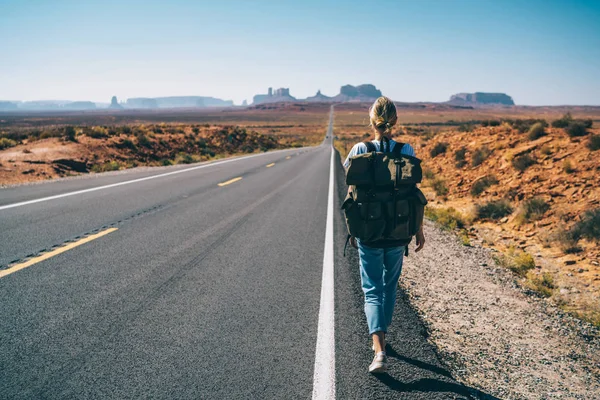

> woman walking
[343,97,426,373]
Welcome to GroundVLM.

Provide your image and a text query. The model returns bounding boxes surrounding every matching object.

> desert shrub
[552,113,573,128]
[120,126,132,134]
[91,161,120,173]
[566,121,589,138]
[527,122,546,141]
[63,126,77,142]
[420,130,435,142]
[472,145,492,167]
[494,247,536,277]
[475,200,513,220]
[425,206,466,230]
[115,139,137,150]
[540,144,553,155]
[423,168,435,180]
[454,147,467,168]
[470,175,499,196]
[137,134,152,148]
[563,159,575,173]
[587,134,600,151]
[176,153,195,164]
[555,228,583,254]
[458,123,473,132]
[200,148,216,157]
[512,153,536,172]
[152,126,164,134]
[192,127,200,134]
[481,120,501,127]
[517,197,550,222]
[23,130,41,142]
[510,119,547,134]
[430,142,448,158]
[571,208,600,243]
[0,138,17,150]
[161,159,173,166]
[526,272,555,297]
[86,129,108,139]
[431,177,449,197]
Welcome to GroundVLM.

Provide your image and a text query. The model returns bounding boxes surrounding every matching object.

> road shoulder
[403,219,600,399]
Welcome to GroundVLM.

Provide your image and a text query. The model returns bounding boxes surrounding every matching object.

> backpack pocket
[358,201,386,242]
[409,188,428,235]
[387,198,411,240]
[341,195,386,242]
[342,195,363,239]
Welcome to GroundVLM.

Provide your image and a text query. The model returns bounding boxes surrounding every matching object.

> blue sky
[1,0,599,105]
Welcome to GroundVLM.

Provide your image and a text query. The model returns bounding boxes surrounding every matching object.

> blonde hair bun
[369,96,398,135]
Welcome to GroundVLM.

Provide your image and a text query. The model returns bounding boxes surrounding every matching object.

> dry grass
[493,247,536,277]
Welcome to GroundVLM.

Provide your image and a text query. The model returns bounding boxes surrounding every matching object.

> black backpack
[342,138,427,253]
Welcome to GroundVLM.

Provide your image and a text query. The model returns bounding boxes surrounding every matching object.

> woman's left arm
[415,227,425,252]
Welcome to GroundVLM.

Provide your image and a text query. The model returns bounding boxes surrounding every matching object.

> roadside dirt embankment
[403,220,600,399]
[416,119,600,325]
[0,123,319,187]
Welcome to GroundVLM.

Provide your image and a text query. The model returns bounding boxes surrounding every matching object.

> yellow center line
[217,177,243,187]
[286,156,291,159]
[266,163,275,168]
[0,227,119,279]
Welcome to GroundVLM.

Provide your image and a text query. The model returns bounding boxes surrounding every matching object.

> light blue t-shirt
[343,139,416,169]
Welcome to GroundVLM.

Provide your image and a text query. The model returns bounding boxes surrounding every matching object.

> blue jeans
[357,240,405,335]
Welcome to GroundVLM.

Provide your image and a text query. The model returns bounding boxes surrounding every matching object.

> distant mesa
[0,88,516,112]
[305,90,333,102]
[448,92,515,106]
[64,101,96,110]
[332,84,383,102]
[253,87,297,105]
[323,83,383,102]
[109,96,123,109]
[0,101,18,110]
[124,96,233,109]
[252,84,383,105]
[125,98,158,109]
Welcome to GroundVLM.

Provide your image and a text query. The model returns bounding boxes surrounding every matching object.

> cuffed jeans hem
[369,327,386,335]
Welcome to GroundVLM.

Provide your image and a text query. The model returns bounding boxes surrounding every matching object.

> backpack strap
[363,141,377,153]
[392,142,406,157]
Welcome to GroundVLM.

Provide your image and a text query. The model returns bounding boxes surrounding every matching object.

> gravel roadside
[402,220,600,400]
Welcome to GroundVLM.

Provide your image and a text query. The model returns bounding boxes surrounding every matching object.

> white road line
[0,148,304,211]
[312,145,335,400]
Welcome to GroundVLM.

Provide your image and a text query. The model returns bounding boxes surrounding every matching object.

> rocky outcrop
[340,84,381,98]
[125,98,158,109]
[109,96,123,109]
[303,84,382,103]
[448,92,515,106]
[253,87,296,105]
[253,84,383,104]
[305,90,333,102]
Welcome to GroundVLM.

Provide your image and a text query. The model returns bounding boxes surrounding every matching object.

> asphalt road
[0,108,492,399]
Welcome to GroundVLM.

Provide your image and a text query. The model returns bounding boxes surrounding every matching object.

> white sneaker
[369,352,388,374]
